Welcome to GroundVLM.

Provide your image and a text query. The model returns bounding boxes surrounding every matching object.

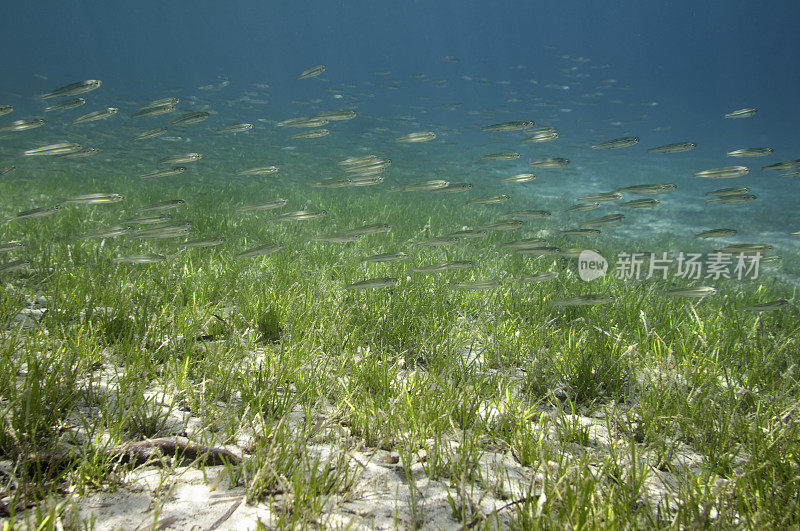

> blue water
[3,1,798,109]
[1,0,799,280]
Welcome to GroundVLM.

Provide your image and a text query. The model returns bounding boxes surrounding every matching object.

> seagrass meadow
[2,0,800,528]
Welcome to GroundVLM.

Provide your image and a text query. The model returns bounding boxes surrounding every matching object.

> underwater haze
[1,0,799,287]
[5,1,800,528]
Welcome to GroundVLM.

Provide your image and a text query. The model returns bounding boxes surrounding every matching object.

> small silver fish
[345,277,399,289]
[580,213,624,228]
[133,127,168,141]
[113,254,166,264]
[507,209,550,219]
[620,198,660,208]
[272,210,327,222]
[578,192,622,202]
[395,131,436,143]
[415,237,460,247]
[551,294,614,306]
[468,194,509,205]
[432,182,472,193]
[312,177,353,188]
[289,128,329,139]
[724,108,756,119]
[44,98,85,112]
[63,193,123,205]
[566,202,601,212]
[24,142,85,156]
[561,229,601,236]
[666,286,717,298]
[0,260,32,274]
[502,238,547,250]
[296,65,326,80]
[158,153,201,164]
[277,116,329,128]
[617,183,677,194]
[361,252,408,263]
[742,299,791,312]
[349,176,384,187]
[139,199,185,212]
[132,223,191,239]
[452,280,500,290]
[482,152,520,160]
[171,111,210,126]
[521,131,558,142]
[8,204,62,221]
[236,198,288,212]
[41,80,101,99]
[132,103,176,118]
[500,173,536,183]
[177,238,225,249]
[345,223,392,236]
[520,271,559,283]
[727,147,773,157]
[140,166,187,179]
[481,120,535,132]
[705,187,749,197]
[312,110,357,121]
[706,193,756,204]
[647,142,696,153]
[695,166,749,179]
[529,157,569,168]
[398,180,449,192]
[218,123,253,133]
[413,261,473,273]
[515,246,562,256]
[478,219,524,231]
[695,228,737,238]
[138,97,180,110]
[762,160,800,171]
[71,107,117,124]
[59,146,98,158]
[121,215,172,225]
[0,241,23,254]
[77,226,132,239]
[237,166,278,175]
[591,136,639,149]
[717,243,773,255]
[0,118,46,132]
